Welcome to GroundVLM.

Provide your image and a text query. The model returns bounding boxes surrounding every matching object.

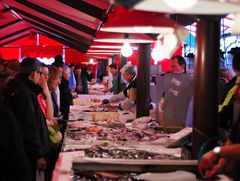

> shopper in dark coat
[199,84,240,180]
[74,65,88,94]
[3,57,51,180]
[59,65,72,121]
[85,65,94,81]
[218,52,240,134]
[0,100,31,181]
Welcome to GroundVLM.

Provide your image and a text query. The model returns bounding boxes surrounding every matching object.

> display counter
[52,94,200,181]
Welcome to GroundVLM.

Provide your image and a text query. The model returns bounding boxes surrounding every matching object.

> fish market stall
[52,93,198,181]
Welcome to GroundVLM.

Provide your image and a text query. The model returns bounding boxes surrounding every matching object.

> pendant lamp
[132,0,240,15]
[120,33,133,57]
[89,58,94,64]
[121,40,133,57]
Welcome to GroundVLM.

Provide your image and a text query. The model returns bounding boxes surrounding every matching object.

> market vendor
[103,63,126,95]
[102,63,137,110]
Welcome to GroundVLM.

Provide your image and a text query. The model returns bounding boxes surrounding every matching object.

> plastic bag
[48,125,62,144]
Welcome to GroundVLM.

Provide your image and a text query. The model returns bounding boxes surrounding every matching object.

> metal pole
[192,16,220,158]
[137,43,151,118]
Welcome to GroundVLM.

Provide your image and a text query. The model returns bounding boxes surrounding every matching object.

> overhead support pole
[192,16,221,158]
[137,43,151,118]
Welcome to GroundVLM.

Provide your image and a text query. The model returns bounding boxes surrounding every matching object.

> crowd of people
[0,55,147,180]
[0,55,96,181]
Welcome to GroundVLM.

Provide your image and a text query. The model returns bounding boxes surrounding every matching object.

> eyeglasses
[41,72,49,77]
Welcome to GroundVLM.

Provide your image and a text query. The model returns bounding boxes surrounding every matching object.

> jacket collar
[16,73,43,95]
[61,77,69,85]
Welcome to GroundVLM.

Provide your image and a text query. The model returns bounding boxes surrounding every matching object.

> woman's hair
[47,66,62,91]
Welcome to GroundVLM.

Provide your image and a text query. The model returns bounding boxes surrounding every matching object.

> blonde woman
[38,65,62,144]
[45,65,63,181]
[48,66,62,118]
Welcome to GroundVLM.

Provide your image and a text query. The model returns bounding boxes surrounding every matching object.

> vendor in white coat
[103,63,137,110]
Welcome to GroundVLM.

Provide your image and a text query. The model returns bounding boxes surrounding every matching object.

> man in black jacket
[3,57,51,181]
[0,100,31,181]
[218,52,240,135]
[59,65,72,121]
[74,65,88,94]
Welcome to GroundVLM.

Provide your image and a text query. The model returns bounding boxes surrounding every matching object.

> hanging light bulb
[163,0,197,11]
[151,39,163,62]
[121,41,133,57]
[89,58,94,64]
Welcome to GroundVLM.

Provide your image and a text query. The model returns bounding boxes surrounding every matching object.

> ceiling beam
[0,33,29,47]
[24,18,90,51]
[33,27,88,53]
[0,27,31,41]
[0,19,23,29]
[34,28,85,52]
[14,0,96,36]
[2,8,11,13]
[57,0,106,21]
[11,7,93,45]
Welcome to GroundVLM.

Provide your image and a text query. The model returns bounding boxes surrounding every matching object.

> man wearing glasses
[3,57,51,181]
